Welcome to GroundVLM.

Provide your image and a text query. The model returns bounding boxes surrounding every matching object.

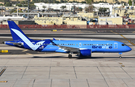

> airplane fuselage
[5,40,131,53]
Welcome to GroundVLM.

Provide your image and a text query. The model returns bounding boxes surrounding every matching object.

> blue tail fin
[8,20,30,41]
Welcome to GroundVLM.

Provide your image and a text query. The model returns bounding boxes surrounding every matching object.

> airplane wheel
[119,54,122,58]
[119,56,122,58]
[68,54,72,58]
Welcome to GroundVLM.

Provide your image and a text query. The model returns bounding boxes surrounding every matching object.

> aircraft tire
[68,54,72,58]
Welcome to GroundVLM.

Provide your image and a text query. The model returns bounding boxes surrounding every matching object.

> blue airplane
[3,20,132,58]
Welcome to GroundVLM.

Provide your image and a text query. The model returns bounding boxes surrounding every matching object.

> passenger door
[79,43,82,47]
[114,43,118,49]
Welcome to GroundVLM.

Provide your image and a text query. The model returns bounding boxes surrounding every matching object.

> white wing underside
[58,45,80,52]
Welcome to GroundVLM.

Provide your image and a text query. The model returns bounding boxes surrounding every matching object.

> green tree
[81,1,86,3]
[0,4,3,6]
[20,1,26,6]
[76,7,82,12]
[0,0,4,2]
[55,1,60,3]
[4,0,10,4]
[85,0,93,5]
[61,6,66,14]
[61,0,67,3]
[52,0,56,3]
[24,4,28,7]
[85,0,93,12]
[129,0,132,6]
[5,2,12,6]
[30,4,36,10]
[10,9,16,14]
[99,7,109,13]
[42,6,46,11]
[60,6,66,10]
[17,4,22,7]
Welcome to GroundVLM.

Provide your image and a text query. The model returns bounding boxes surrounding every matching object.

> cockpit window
[122,44,126,46]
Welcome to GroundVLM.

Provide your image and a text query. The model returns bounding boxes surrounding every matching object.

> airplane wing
[51,40,80,52]
[57,45,79,52]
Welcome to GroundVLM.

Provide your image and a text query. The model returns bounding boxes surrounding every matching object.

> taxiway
[0,29,135,87]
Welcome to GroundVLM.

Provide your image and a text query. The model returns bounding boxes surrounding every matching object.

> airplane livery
[4,20,132,58]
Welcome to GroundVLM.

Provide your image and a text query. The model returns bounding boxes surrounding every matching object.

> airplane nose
[127,46,132,51]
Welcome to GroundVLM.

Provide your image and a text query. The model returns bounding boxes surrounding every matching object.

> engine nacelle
[80,49,91,57]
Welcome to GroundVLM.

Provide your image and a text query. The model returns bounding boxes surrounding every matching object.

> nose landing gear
[119,53,122,58]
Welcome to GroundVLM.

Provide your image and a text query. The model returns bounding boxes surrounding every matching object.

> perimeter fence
[0,25,135,29]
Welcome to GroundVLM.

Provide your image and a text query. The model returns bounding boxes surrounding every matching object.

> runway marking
[0,81,8,83]
[0,50,8,53]
[120,34,135,46]
[26,53,32,55]
[119,63,123,64]
[110,30,118,34]
[22,49,28,52]
[121,65,125,67]
[0,68,6,76]
[110,30,135,46]
[132,31,135,33]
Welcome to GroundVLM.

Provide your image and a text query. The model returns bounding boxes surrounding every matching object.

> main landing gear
[68,53,72,58]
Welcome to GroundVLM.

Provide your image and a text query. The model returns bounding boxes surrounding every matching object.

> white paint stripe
[12,28,45,50]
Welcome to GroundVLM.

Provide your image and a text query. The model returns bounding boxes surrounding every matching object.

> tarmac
[0,29,135,87]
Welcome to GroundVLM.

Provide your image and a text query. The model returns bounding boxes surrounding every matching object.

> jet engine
[79,49,91,57]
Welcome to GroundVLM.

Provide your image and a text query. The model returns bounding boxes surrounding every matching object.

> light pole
[72,3,77,14]
[28,0,30,19]
[2,4,3,16]
[17,6,18,17]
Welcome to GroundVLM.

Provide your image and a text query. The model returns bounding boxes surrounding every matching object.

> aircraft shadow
[32,56,73,58]
[32,56,135,59]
